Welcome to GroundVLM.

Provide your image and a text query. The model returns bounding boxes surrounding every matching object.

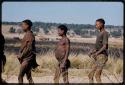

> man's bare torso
[55,37,69,61]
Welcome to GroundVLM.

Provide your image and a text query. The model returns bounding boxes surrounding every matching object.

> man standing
[17,19,39,83]
[88,18,109,83]
[0,28,6,83]
[54,25,70,84]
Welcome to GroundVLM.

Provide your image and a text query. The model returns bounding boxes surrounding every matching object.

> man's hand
[91,52,98,60]
[88,49,96,57]
[91,54,96,60]
[17,55,22,63]
[88,52,92,57]
[17,55,21,59]
[60,63,65,69]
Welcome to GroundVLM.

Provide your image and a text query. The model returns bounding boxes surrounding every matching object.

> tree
[9,27,15,33]
[111,30,121,38]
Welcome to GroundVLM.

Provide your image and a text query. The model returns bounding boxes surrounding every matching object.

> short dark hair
[22,19,32,28]
[96,18,105,25]
[58,25,68,34]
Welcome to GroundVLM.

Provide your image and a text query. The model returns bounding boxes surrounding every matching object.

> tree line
[2,21,123,38]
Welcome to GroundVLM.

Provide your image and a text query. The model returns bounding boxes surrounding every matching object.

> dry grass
[2,52,123,83]
[3,52,123,77]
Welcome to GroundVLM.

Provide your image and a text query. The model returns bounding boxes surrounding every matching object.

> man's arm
[20,41,32,58]
[19,33,33,59]
[19,41,27,53]
[95,32,108,55]
[95,45,107,55]
[62,38,70,67]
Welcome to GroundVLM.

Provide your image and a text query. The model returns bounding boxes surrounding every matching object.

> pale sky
[2,2,123,26]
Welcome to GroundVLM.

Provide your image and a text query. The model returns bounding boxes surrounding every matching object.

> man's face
[58,28,64,36]
[21,22,29,32]
[95,21,103,30]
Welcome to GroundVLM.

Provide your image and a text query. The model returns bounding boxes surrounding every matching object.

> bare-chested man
[88,18,109,83]
[17,19,39,83]
[54,25,70,84]
[0,28,6,83]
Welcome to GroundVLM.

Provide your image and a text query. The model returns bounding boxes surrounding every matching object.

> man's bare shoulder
[64,37,70,43]
[27,31,34,37]
[27,31,33,35]
[25,31,34,41]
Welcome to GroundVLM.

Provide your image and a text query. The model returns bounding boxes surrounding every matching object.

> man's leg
[18,61,28,83]
[0,72,2,83]
[26,69,34,83]
[88,64,97,83]
[94,54,108,83]
[54,66,61,83]
[95,68,102,83]
[62,68,69,84]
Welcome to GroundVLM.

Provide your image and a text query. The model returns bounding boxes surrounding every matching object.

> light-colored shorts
[93,54,108,69]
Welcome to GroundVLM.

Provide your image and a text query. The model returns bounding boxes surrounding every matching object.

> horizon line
[2,21,123,26]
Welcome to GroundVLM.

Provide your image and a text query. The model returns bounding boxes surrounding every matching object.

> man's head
[21,19,32,32]
[58,25,68,36]
[95,18,105,30]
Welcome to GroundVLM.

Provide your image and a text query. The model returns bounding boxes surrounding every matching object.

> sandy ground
[3,75,122,83]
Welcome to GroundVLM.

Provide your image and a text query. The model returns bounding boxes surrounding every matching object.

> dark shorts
[22,54,39,70]
[58,59,70,69]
